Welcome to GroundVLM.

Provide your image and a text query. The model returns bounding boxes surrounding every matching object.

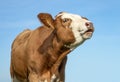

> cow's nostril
[85,22,93,28]
[85,22,90,27]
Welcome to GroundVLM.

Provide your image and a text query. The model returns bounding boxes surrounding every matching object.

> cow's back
[12,29,31,50]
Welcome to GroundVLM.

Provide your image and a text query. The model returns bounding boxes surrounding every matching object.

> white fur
[39,80,47,82]
[51,74,56,82]
[50,74,60,82]
[57,12,92,49]
[56,79,60,82]
[44,79,48,82]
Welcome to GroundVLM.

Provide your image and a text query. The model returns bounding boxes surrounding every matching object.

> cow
[10,12,94,82]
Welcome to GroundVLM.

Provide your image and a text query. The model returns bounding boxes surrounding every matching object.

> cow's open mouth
[81,27,94,39]
[84,28,94,34]
[83,28,94,35]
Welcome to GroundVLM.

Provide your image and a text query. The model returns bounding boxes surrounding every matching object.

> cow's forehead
[56,12,82,20]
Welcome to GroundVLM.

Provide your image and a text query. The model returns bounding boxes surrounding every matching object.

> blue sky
[0,0,120,82]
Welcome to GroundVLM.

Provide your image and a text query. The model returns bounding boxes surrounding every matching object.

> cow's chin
[64,32,93,50]
[64,36,85,50]
[82,32,93,39]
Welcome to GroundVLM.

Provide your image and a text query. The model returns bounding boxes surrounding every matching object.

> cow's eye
[62,18,70,23]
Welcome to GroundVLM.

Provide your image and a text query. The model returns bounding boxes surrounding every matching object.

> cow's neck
[38,29,69,68]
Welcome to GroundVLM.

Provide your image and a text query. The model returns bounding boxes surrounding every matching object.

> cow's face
[38,12,94,50]
[55,12,94,49]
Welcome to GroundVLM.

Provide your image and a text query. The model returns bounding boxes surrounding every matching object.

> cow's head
[38,12,94,50]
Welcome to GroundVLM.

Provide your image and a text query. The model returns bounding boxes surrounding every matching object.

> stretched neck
[38,30,70,67]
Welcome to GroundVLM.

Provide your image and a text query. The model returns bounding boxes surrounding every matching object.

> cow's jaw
[58,12,94,50]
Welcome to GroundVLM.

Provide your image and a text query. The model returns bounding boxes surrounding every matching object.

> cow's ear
[37,13,54,29]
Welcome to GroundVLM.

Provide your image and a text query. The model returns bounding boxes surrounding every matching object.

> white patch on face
[57,12,93,49]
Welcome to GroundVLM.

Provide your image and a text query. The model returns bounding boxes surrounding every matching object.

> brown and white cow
[10,12,94,82]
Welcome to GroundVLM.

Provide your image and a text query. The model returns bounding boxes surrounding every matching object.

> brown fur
[10,13,75,82]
